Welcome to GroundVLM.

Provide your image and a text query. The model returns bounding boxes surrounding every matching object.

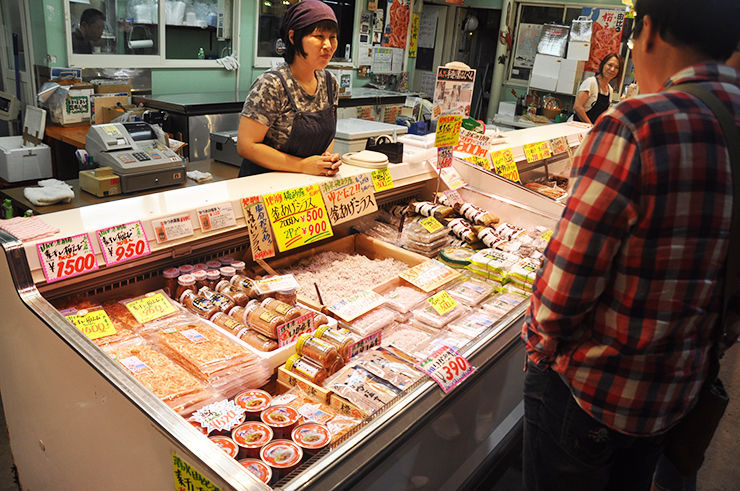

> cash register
[86,121,186,193]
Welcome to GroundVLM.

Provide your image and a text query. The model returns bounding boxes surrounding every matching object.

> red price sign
[415,345,475,393]
[37,233,99,283]
[97,221,150,266]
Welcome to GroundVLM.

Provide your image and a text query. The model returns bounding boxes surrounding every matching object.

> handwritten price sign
[320,174,378,226]
[197,202,237,232]
[349,331,382,359]
[97,221,150,267]
[437,146,453,168]
[427,290,458,315]
[548,136,569,155]
[242,196,276,261]
[263,185,333,252]
[371,168,394,192]
[435,115,463,147]
[277,312,315,348]
[66,309,116,340]
[329,289,386,322]
[416,345,475,393]
[419,216,444,233]
[523,141,552,163]
[399,260,461,292]
[125,293,177,324]
[37,233,99,283]
[490,148,521,183]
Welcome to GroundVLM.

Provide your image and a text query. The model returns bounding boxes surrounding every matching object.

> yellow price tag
[427,290,459,315]
[66,309,117,341]
[463,155,491,170]
[523,141,552,163]
[435,115,463,147]
[125,293,177,324]
[371,168,394,192]
[540,230,554,242]
[490,148,520,183]
[419,216,444,233]
[263,184,334,251]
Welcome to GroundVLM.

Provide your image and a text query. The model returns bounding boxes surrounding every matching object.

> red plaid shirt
[523,64,740,436]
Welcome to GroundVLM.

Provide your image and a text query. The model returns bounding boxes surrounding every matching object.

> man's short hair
[80,8,105,26]
[633,0,740,61]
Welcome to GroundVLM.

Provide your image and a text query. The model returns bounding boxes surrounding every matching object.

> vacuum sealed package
[446,276,497,306]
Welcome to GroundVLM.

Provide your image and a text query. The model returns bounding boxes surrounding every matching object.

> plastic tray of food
[479,291,530,317]
[411,303,470,329]
[411,329,474,361]
[381,322,436,354]
[381,285,430,314]
[445,276,497,306]
[404,217,452,243]
[447,310,503,338]
[348,306,402,337]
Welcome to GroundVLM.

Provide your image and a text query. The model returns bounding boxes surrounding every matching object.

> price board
[442,189,464,208]
[523,141,552,163]
[37,233,99,283]
[242,196,276,261]
[463,155,490,170]
[435,115,463,147]
[437,146,453,168]
[548,136,569,155]
[328,289,386,322]
[96,221,150,267]
[440,167,467,190]
[454,128,492,159]
[319,174,378,226]
[490,148,521,183]
[399,260,461,292]
[371,168,394,192]
[415,345,475,393]
[427,290,458,315]
[263,184,333,252]
[191,400,246,434]
[276,312,315,347]
[152,214,194,244]
[196,202,237,232]
[65,309,116,340]
[125,292,177,324]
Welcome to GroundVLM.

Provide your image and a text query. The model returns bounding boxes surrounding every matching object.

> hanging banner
[409,13,419,57]
[581,8,626,72]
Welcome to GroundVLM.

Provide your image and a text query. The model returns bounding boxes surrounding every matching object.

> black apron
[239,70,337,177]
[575,79,611,124]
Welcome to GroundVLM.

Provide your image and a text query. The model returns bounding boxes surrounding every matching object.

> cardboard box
[98,104,146,124]
[556,59,586,94]
[92,94,131,124]
[48,83,94,126]
[567,41,591,61]
[0,136,53,183]
[530,54,561,91]
[94,82,132,94]
[79,167,122,197]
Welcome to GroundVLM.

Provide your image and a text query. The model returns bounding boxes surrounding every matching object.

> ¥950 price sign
[415,345,475,393]
[96,221,150,266]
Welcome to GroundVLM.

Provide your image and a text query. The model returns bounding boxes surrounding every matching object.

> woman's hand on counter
[301,153,342,177]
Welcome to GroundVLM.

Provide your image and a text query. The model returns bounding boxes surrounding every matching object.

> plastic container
[275,287,298,306]
[234,389,272,420]
[382,285,429,314]
[238,328,279,352]
[179,290,219,319]
[178,264,195,276]
[237,458,272,485]
[208,435,239,459]
[260,439,303,480]
[349,307,399,337]
[215,280,250,307]
[231,274,259,298]
[205,270,221,290]
[261,297,301,321]
[245,300,286,339]
[411,303,469,329]
[206,260,222,270]
[448,311,498,338]
[219,255,234,266]
[187,418,209,436]
[480,291,530,317]
[381,322,435,354]
[291,423,331,455]
[439,246,476,269]
[162,268,180,299]
[199,287,237,315]
[296,333,340,369]
[285,354,327,385]
[193,263,208,272]
[314,324,353,361]
[260,406,300,441]
[446,277,496,306]
[192,270,208,291]
[175,274,198,301]
[231,260,246,275]
[209,311,248,337]
[232,422,273,459]
[220,266,236,281]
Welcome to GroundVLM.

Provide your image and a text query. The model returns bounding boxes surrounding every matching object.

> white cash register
[86,122,186,193]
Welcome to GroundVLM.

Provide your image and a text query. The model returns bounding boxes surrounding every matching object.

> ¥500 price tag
[37,233,99,283]
[97,221,150,266]
[415,345,475,393]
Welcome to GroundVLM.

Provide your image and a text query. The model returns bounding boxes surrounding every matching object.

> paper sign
[263,185,334,252]
[437,145,453,168]
[419,216,444,233]
[440,166,467,190]
[191,400,246,434]
[320,174,378,226]
[254,274,300,295]
[399,260,461,292]
[523,141,552,163]
[435,115,463,147]
[66,309,116,340]
[442,189,464,208]
[241,196,276,261]
[37,233,99,283]
[454,128,493,158]
[97,221,150,267]
[197,202,237,232]
[463,155,491,170]
[371,168,394,192]
[415,345,475,393]
[548,136,569,155]
[329,289,387,322]
[541,230,554,242]
[349,331,383,359]
[490,148,521,183]
[125,293,177,324]
[427,290,458,315]
[152,214,194,244]
[277,312,315,347]
[172,453,219,491]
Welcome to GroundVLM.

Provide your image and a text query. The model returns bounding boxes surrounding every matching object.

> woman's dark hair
[81,8,106,26]
[283,19,338,64]
[598,53,624,88]
[633,0,740,60]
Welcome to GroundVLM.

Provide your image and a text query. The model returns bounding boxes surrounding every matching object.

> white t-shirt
[577,76,613,112]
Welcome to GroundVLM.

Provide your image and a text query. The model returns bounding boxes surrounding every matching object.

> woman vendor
[572,53,624,125]
[237,0,341,177]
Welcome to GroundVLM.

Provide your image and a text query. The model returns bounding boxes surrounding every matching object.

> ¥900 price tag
[415,345,475,393]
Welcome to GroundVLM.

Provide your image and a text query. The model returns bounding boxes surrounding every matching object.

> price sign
[454,128,492,159]
[191,400,246,434]
[437,146,453,168]
[442,190,464,208]
[415,345,475,393]
[319,174,378,226]
[435,115,463,147]
[66,309,117,340]
[254,274,300,295]
[37,233,99,283]
[349,331,383,359]
[152,214,194,244]
[523,141,552,163]
[440,167,467,190]
[419,216,444,233]
[276,312,315,347]
[463,155,490,170]
[172,453,219,491]
[96,221,150,267]
[548,136,569,155]
[242,196,276,261]
[329,289,387,322]
[490,148,521,183]
[197,202,237,232]
[541,229,554,242]
[263,184,333,252]
[399,260,461,292]
[125,292,177,324]
[371,168,394,192]
[427,290,458,315]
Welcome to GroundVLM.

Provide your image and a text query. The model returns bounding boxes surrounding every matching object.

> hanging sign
[432,66,476,120]
[197,202,237,232]
[65,309,117,341]
[37,233,99,283]
[523,141,552,163]
[409,13,419,57]
[241,196,276,261]
[399,260,461,292]
[152,214,194,244]
[437,145,454,168]
[490,148,521,183]
[96,221,150,267]
[319,174,378,226]
[435,116,463,147]
[416,345,475,393]
[263,185,333,252]
[371,168,394,192]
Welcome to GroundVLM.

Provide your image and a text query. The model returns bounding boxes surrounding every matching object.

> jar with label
[199,287,237,315]
[163,268,180,299]
[261,297,301,321]
[215,280,250,307]
[239,328,279,352]
[205,270,221,290]
[294,307,328,328]
[296,333,339,369]
[229,305,248,324]
[206,260,222,270]
[210,311,248,335]
[192,270,207,291]
[230,274,259,298]
[314,324,353,361]
[179,290,219,319]
[178,264,194,276]
[219,255,234,266]
[275,287,297,306]
[176,274,198,301]
[193,263,208,272]
[245,300,286,339]
[220,266,236,281]
[285,354,327,385]
[231,260,246,275]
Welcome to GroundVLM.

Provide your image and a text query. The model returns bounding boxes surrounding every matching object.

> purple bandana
[280,0,337,43]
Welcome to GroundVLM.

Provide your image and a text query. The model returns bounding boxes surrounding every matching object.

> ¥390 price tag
[415,345,475,393]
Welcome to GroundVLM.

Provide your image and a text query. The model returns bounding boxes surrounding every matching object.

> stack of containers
[400,216,452,258]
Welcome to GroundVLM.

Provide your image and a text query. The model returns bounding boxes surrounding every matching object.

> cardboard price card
[242,196,276,261]
[264,185,333,252]
[437,145,453,168]
[371,168,394,192]
[399,260,461,292]
[152,214,194,244]
[427,290,458,315]
[172,453,219,491]
[254,274,300,296]
[349,331,383,359]
[523,141,552,163]
[197,202,237,232]
[415,345,475,393]
[440,167,467,190]
[490,148,521,183]
[97,221,150,267]
[442,189,464,208]
[66,309,117,340]
[329,289,387,322]
[548,136,569,155]
[435,115,463,147]
[419,216,444,233]
[125,292,177,324]
[320,174,378,226]
[37,233,99,283]
[277,312,315,347]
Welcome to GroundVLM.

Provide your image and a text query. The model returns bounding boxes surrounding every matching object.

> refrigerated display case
[0,125,578,490]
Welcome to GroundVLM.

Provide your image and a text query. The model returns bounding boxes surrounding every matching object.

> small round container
[291,423,332,456]
[220,266,236,280]
[234,389,272,420]
[178,264,195,275]
[219,255,234,266]
[237,458,272,485]
[260,405,300,440]
[205,270,221,290]
[206,260,222,270]
[176,274,198,301]
[296,333,340,369]
[231,260,246,275]
[232,422,273,459]
[260,439,303,480]
[209,435,239,459]
[162,267,180,299]
[187,418,209,436]
[193,263,209,272]
[275,287,297,306]
[192,270,208,290]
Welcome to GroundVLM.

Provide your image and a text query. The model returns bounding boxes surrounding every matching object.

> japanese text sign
[152,214,194,244]
[96,221,150,267]
[197,202,237,232]
[319,174,378,226]
[329,289,387,322]
[125,292,177,324]
[37,233,98,283]
[372,168,394,192]
[241,196,276,261]
[435,115,463,147]
[65,309,116,340]
[263,185,333,252]
[277,312,315,347]
[399,260,461,292]
[416,345,475,393]
[523,141,552,163]
[490,148,521,183]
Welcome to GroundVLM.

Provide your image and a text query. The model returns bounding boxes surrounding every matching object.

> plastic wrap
[446,276,497,306]
[411,330,474,360]
[382,285,429,314]
[411,303,469,329]
[381,322,435,354]
[348,307,401,337]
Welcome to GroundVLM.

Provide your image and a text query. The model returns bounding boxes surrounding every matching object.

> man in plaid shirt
[521,0,740,489]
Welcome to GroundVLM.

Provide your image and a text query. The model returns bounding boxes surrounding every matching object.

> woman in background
[572,53,624,125]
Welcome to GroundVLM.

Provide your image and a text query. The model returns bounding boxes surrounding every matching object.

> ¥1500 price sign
[96,221,150,266]
[36,233,99,283]
[415,345,475,393]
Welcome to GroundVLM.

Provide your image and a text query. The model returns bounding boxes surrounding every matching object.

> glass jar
[206,260,222,270]
[220,266,236,281]
[210,311,248,336]
[231,260,246,276]
[245,300,286,339]
[314,324,353,362]
[193,263,208,272]
[215,280,250,307]
[295,333,339,369]
[162,267,180,299]
[219,255,234,266]
[229,305,248,325]
[176,274,198,301]
[192,270,207,291]
[239,328,279,352]
[199,287,237,314]
[285,354,327,385]
[179,290,219,319]
[261,297,301,321]
[231,274,259,298]
[178,264,194,276]
[275,287,297,306]
[205,270,221,290]
[295,306,329,328]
